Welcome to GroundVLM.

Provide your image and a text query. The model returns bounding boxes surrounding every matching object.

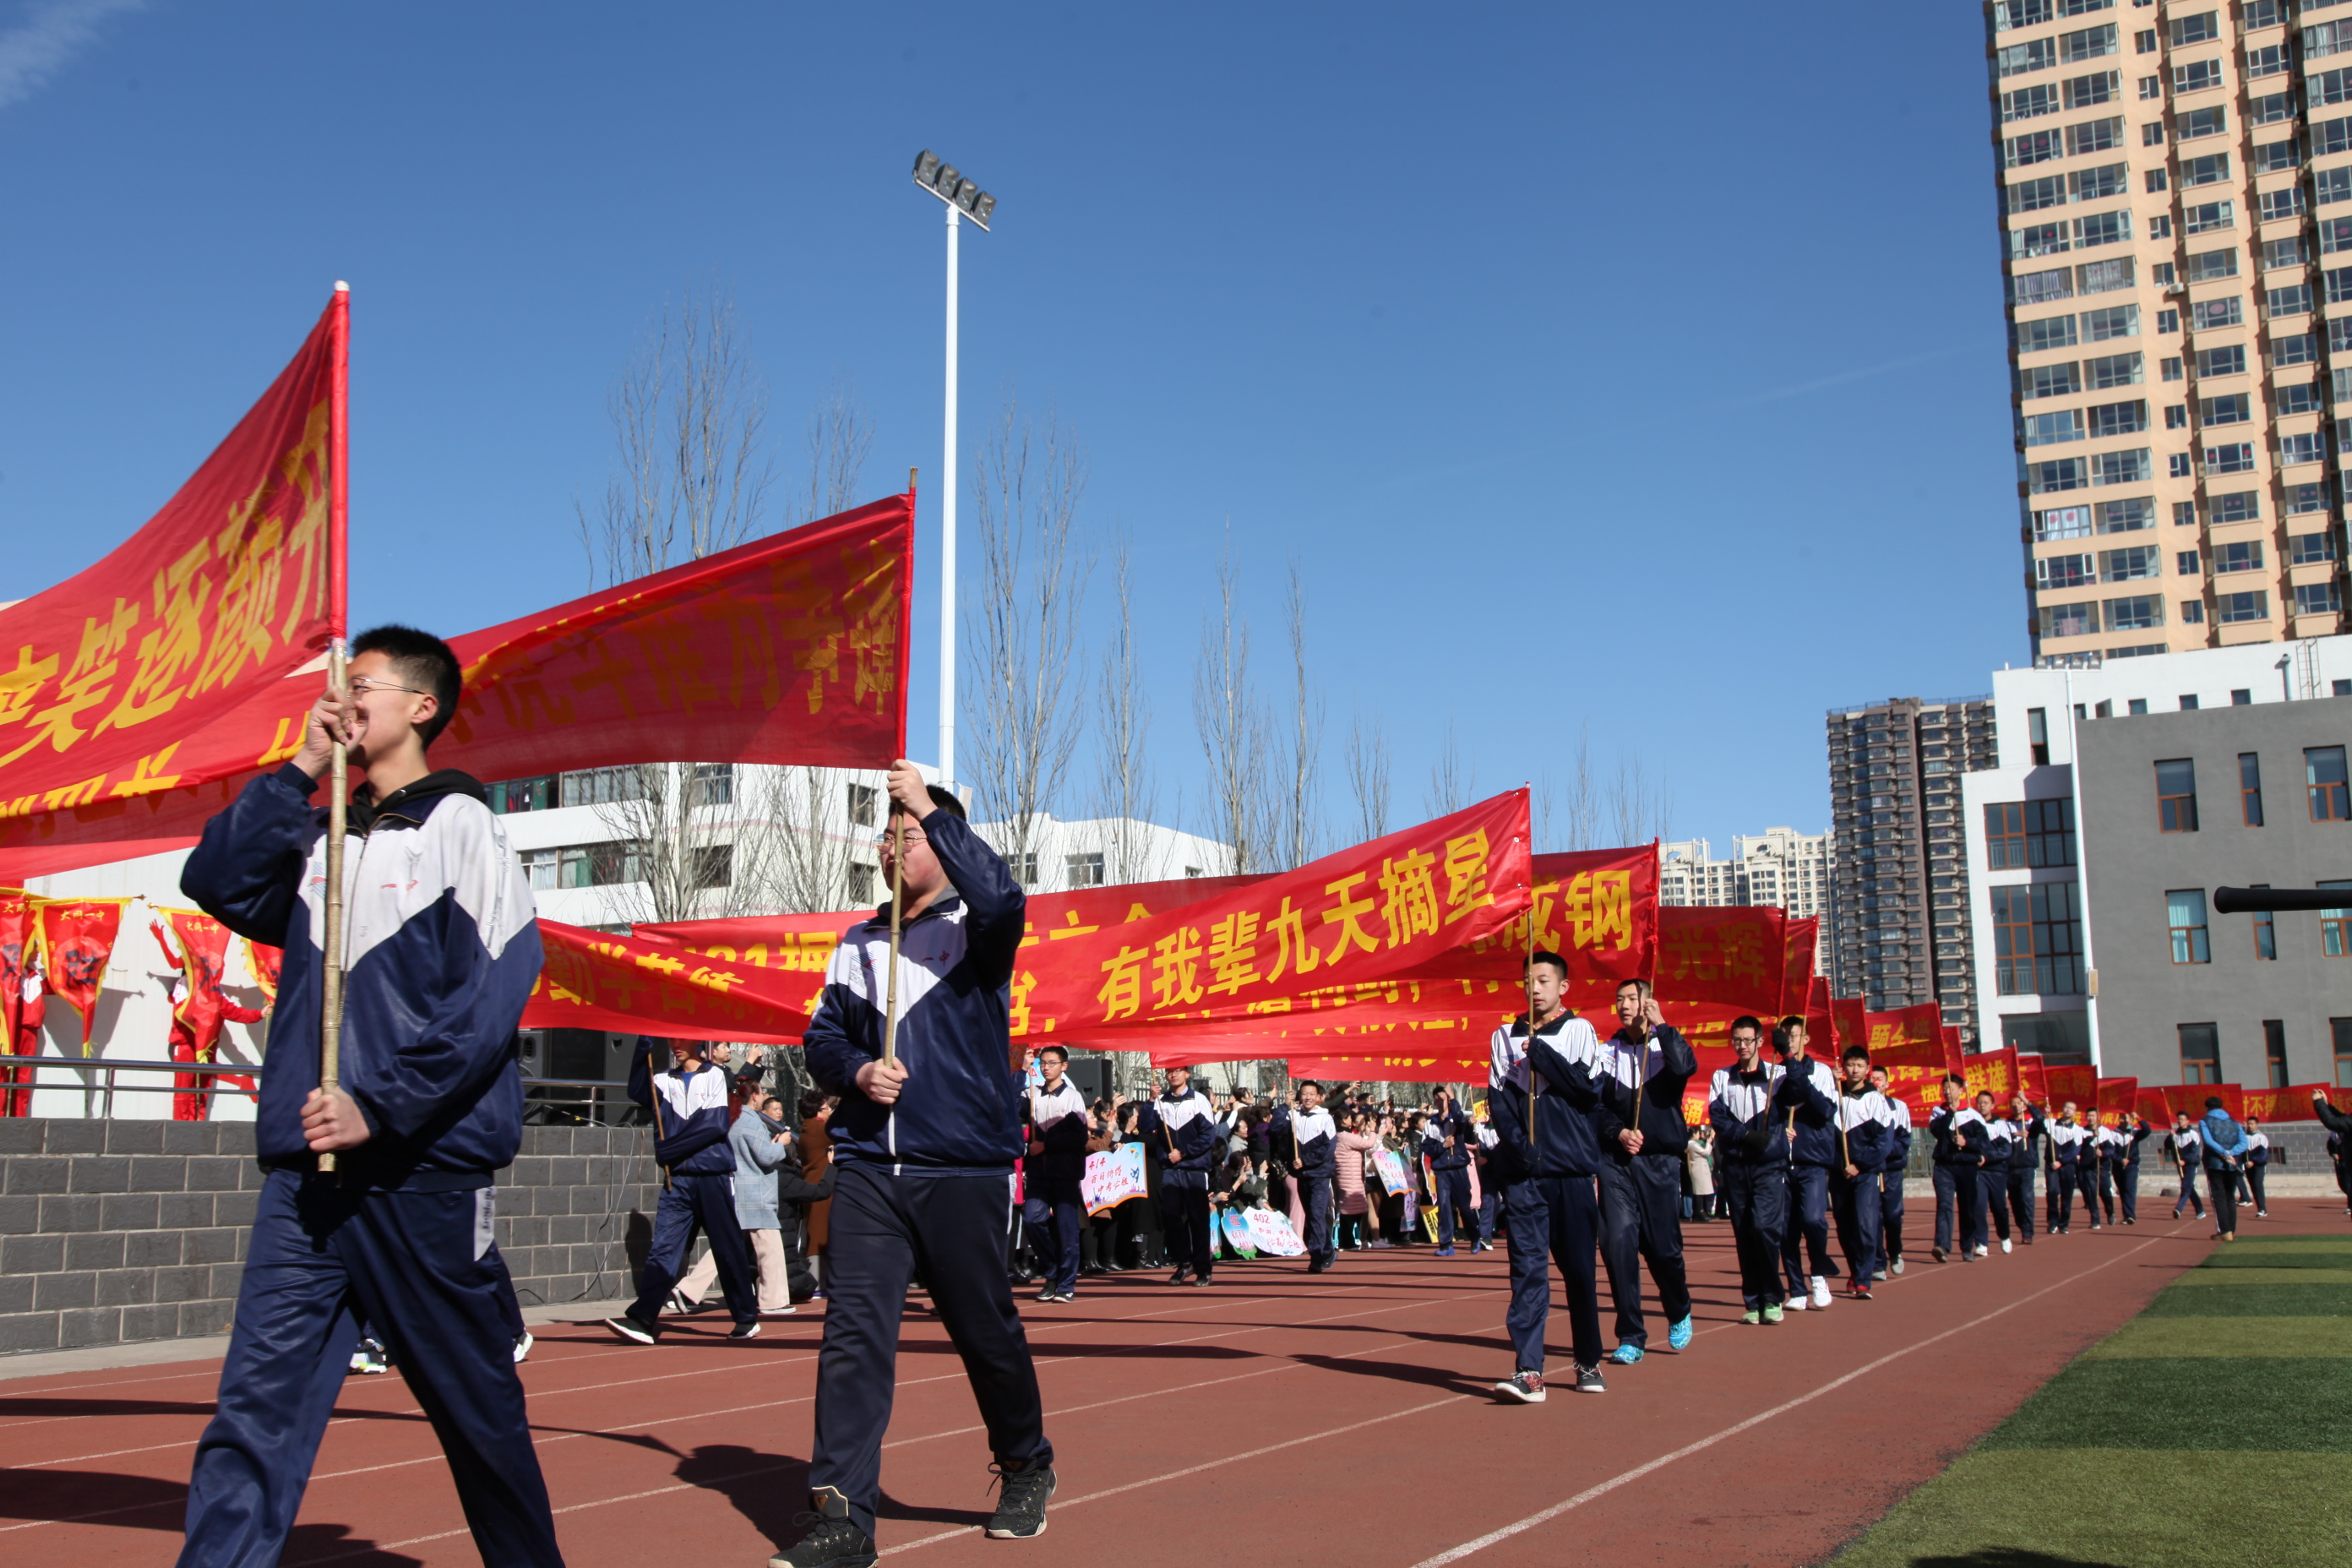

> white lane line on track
[1400,1219,2202,1568]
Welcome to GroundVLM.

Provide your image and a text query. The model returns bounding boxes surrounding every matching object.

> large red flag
[36,898,124,1050]
[0,493,916,879]
[525,919,826,1044]
[0,299,340,845]
[150,909,264,1119]
[1653,905,1786,1015]
[0,893,36,1114]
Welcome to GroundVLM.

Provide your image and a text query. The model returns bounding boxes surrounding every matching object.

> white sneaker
[512,1330,533,1364]
[1890,1256,1905,1276]
[762,1304,798,1317]
[1785,1293,1809,1311]
[1974,1245,1989,1259]
[2001,1238,2012,1255]
[1810,1277,1832,1309]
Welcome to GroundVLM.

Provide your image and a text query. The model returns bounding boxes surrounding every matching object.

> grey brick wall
[0,1119,661,1355]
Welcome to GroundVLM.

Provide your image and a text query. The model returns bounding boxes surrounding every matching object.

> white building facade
[1660,828,1833,973]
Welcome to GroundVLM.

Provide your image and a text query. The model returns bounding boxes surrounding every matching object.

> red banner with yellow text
[36,898,124,1047]
[0,301,338,853]
[1,893,35,1113]
[525,920,824,1044]
[0,495,915,879]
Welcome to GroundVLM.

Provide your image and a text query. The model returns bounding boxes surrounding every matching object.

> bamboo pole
[318,642,348,1174]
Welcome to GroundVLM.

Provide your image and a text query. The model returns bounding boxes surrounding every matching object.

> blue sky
[0,2,2020,855]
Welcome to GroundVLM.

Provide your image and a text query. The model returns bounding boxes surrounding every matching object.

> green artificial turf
[1828,1231,2352,1568]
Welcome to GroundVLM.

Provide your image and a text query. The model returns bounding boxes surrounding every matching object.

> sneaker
[1931,1246,1947,1263]
[512,1330,533,1364]
[667,1288,700,1315]
[1048,1290,1075,1304]
[1762,1303,1785,1325]
[771,1493,876,1568]
[1609,1342,1644,1365]
[1034,1286,1058,1303]
[1890,1256,1905,1276]
[1667,1315,1694,1351]
[1810,1277,1832,1309]
[1850,1283,1873,1300]
[1435,1246,1456,1257]
[729,1320,761,1341]
[1575,1363,1608,1393]
[1168,1266,1193,1286]
[1193,1271,1214,1287]
[2001,1238,2013,1254]
[2258,1209,2269,1218]
[763,1304,798,1317]
[604,1315,660,1346]
[1974,1245,1990,1259]
[1784,1293,1808,1312]
[1495,1369,1547,1403]
[1305,1257,1326,1274]
[985,1457,1056,1539]
[1740,1308,1762,1326]
[348,1337,390,1375]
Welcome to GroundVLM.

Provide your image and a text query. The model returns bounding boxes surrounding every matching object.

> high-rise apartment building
[1660,830,1835,972]
[1990,0,2350,660]
[1826,697,2000,1038]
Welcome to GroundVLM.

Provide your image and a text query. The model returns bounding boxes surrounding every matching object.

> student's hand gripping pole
[318,642,349,1176]
[882,811,906,1067]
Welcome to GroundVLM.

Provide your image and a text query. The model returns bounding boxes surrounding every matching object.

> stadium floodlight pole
[912,150,994,791]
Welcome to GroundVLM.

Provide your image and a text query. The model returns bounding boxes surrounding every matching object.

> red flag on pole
[35,898,124,1052]
[0,893,36,1114]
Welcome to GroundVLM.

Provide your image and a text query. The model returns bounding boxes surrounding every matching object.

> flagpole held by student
[1709,1016,1790,1323]
[1828,1047,1894,1300]
[1772,1016,1842,1311]
[1592,978,1698,1362]
[1866,1064,1912,1277]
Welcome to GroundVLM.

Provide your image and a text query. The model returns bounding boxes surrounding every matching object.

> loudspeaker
[1062,1055,1112,1105]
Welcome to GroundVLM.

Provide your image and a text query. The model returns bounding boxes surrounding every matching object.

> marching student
[2114,1112,2149,1224]
[1272,1081,1340,1271]
[607,1037,763,1343]
[1773,1015,1843,1311]
[1024,1046,1092,1304]
[2072,1108,2104,1231]
[1973,1091,2015,1254]
[1592,978,1698,1362]
[1711,1016,1790,1322]
[1135,1064,1232,1284]
[2004,1092,2042,1245]
[784,763,1057,1566]
[175,626,564,1568]
[2167,1113,2205,1222]
[2310,1089,2352,1217]
[1866,1065,1911,1277]
[1422,1101,1476,1256]
[2093,1118,2124,1228]
[2046,1103,2087,1233]
[2242,1116,2271,1218]
[1486,950,1608,1400]
[1828,1047,1894,1301]
[1927,1076,1984,1262]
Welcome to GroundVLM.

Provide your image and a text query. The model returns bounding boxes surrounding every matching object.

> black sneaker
[729,1320,761,1341]
[1192,1270,1213,1287]
[770,1493,874,1568]
[1574,1363,1607,1394]
[1494,1369,1545,1403]
[1168,1265,1193,1286]
[603,1315,660,1346]
[986,1457,1056,1539]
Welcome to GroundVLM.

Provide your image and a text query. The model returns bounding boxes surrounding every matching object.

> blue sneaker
[1668,1315,1694,1351]
[1434,1246,1456,1257]
[1608,1342,1644,1365]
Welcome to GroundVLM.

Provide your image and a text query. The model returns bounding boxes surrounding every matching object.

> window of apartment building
[2028,707,2051,765]
[846,781,878,828]
[2183,200,2234,236]
[2096,496,2152,531]
[2170,889,2213,962]
[2265,1020,2291,1088]
[2004,84,2063,123]
[2326,882,2352,957]
[2282,431,2331,467]
[2009,174,2065,215]
[2276,333,2319,368]
[2083,303,2137,340]
[1991,881,2086,995]
[2072,163,2129,203]
[2169,12,2218,47]
[2034,504,2093,541]
[1007,852,1039,888]
[486,774,559,814]
[2021,362,2079,399]
[2157,308,2180,334]
[2233,689,2253,705]
[2024,409,2086,446]
[2255,138,2302,176]
[2093,449,2153,485]
[2128,699,2149,714]
[847,863,875,905]
[522,841,651,890]
[1064,852,1105,890]
[561,766,646,808]
[2268,280,2313,320]
[2295,582,2344,617]
[2182,153,2230,188]
[2102,544,2159,581]
[2290,531,2338,566]
[2199,392,2251,426]
[2252,888,2279,960]
[2178,106,2228,141]
[2105,593,2163,629]
[2312,19,2352,60]
[2065,70,2119,108]
[691,843,733,890]
[2164,403,2189,428]
[2250,42,2291,79]
[2239,752,2266,826]
[2039,553,2096,591]
[2209,493,2258,527]
[2285,482,2331,515]
[1992,0,2055,30]
[2061,23,2117,63]
[2214,540,2265,574]
[2017,313,2078,354]
[2251,92,2295,127]
[2087,351,2142,388]
[1998,38,2057,79]
[2171,57,2226,95]
[2310,746,2352,820]
[2248,1,2286,34]
[2067,116,2125,159]
[2219,590,2272,623]
[2278,383,2322,416]
[2006,127,2064,168]
[2191,298,2244,331]
[689,763,733,808]
[1987,798,2076,868]
[2029,457,2089,495]
[2089,400,2148,438]
[2038,601,2096,639]
[2158,760,2199,831]
[2180,1023,2223,1084]
[2335,1020,2352,1086]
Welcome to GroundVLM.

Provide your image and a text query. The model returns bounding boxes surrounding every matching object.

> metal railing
[0,1054,643,1126]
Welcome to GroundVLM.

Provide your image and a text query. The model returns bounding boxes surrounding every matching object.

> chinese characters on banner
[0,495,916,880]
[525,920,818,1044]
[0,300,338,844]
[35,898,125,1053]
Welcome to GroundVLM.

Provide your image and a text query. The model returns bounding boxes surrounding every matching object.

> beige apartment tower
[1992,0,2349,658]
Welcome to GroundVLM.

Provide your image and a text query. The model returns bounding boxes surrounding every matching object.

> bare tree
[1092,535,1159,884]
[760,765,884,912]
[1193,548,1274,875]
[1608,753,1674,845]
[1533,770,1558,855]
[1424,719,1467,818]
[1344,710,1391,844]
[588,764,768,926]
[1277,563,1325,869]
[1560,723,1600,851]
[965,399,1094,883]
[800,379,875,524]
[577,283,774,587]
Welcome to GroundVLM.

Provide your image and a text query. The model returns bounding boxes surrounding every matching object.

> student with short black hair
[2005,1092,2043,1245]
[1710,1017,1788,1322]
[1273,1080,1339,1271]
[176,626,563,1568]
[1974,1091,2015,1255]
[2047,1102,2087,1233]
[607,1036,764,1341]
[1866,1065,1912,1277]
[1593,978,1698,1361]
[1024,1045,1091,1304]
[1773,1015,1842,1310]
[2168,1113,2206,1222]
[2241,1115,2271,1218]
[2114,1111,2150,1224]
[1928,1076,1984,1261]
[1829,1047,1895,1300]
[1135,1064,1233,1284]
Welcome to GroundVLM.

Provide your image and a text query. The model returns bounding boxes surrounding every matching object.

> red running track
[0,1198,2278,1568]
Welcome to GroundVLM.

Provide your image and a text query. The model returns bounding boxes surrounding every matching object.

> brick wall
[0,1119,661,1355]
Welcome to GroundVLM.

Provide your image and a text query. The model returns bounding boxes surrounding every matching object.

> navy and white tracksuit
[1593,1023,1696,1348]
[1829,1086,1895,1288]
[1930,1105,1986,1255]
[1708,1062,1789,1309]
[1979,1116,2017,1242]
[2046,1119,2087,1228]
[1274,1103,1337,1264]
[2094,1125,2125,1222]
[623,1043,760,1328]
[2170,1127,2205,1218]
[1777,1055,1842,1293]
[1879,1095,1913,1268]
[1025,1078,1091,1294]
[2009,1109,2044,1239]
[1487,1013,1606,1373]
[175,764,559,1568]
[1424,1110,1475,1250]
[1135,1088,1230,1276]
[2116,1120,2148,1220]
[801,809,1047,1538]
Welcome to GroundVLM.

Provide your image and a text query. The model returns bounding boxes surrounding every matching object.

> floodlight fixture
[912,148,993,231]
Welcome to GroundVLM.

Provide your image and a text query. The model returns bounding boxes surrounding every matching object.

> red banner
[2247,1086,2332,1123]
[0,893,35,1113]
[0,494,917,879]
[2135,1086,2174,1125]
[1653,905,1785,1015]
[1963,1046,2023,1104]
[2095,1075,2138,1127]
[36,897,124,1047]
[2043,1063,2097,1109]
[150,908,262,1119]
[1784,917,1818,1015]
[1863,1004,1949,1067]
[247,939,282,1004]
[525,919,822,1044]
[0,299,340,848]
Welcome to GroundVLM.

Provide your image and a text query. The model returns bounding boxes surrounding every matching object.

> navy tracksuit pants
[1432,1168,1473,1249]
[2118,1161,2140,1222]
[2174,1162,2204,1218]
[2006,1162,2036,1240]
[2075,1160,2101,1224]
[1296,1172,1335,1263]
[629,1170,759,1326]
[1979,1162,2013,1241]
[1933,1163,1981,1254]
[1501,1176,1603,1373]
[1598,1156,1690,1348]
[1829,1168,1881,1290]
[1159,1183,1215,1275]
[1720,1160,1789,1308]
[1782,1163,1835,1293]
[1878,1163,1906,1264]
[812,1162,1048,1538]
[178,1170,563,1568]
[1023,1176,1085,1294]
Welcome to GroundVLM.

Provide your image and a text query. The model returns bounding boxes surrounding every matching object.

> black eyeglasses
[348,676,428,698]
